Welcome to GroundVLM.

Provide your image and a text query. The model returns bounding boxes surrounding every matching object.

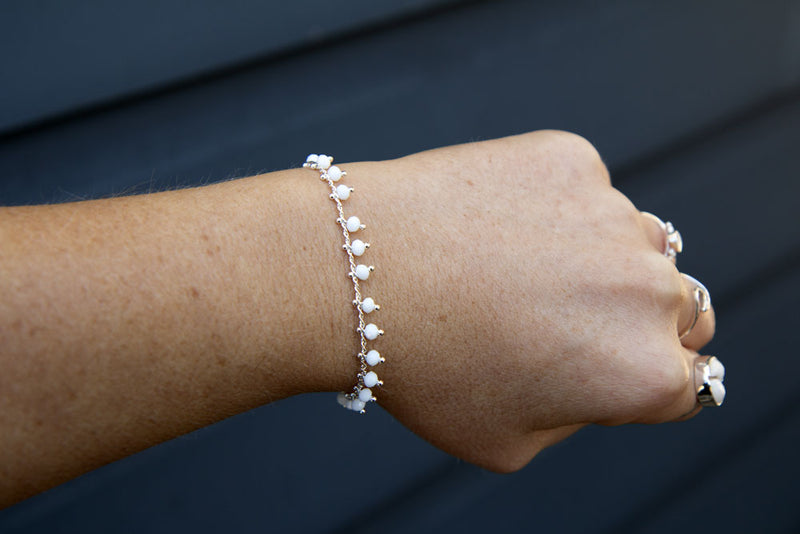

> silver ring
[695,355,726,406]
[678,273,711,339]
[641,212,683,261]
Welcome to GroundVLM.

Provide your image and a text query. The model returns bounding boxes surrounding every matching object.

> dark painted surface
[0,0,798,532]
[0,0,464,133]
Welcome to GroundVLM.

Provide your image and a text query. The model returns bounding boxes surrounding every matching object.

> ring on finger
[641,212,683,260]
[679,273,711,339]
[695,355,726,407]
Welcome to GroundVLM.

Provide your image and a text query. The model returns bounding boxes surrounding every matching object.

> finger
[672,350,727,422]
[639,212,682,263]
[672,405,703,422]
[677,273,716,350]
[670,347,706,421]
[632,344,700,424]
[639,211,669,255]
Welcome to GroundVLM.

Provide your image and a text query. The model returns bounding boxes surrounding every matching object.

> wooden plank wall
[0,0,798,532]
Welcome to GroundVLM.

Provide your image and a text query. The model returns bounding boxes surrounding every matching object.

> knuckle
[640,349,691,413]
[591,187,639,227]
[658,262,684,311]
[602,331,690,422]
[634,254,683,310]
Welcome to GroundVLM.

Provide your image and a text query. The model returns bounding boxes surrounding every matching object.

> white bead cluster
[303,153,385,413]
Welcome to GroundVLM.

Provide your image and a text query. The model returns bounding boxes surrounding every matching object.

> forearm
[0,167,359,505]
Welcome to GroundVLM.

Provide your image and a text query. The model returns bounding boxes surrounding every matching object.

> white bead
[306,154,318,164]
[708,357,725,380]
[709,379,726,405]
[363,323,380,340]
[335,184,351,200]
[328,166,342,181]
[360,297,376,313]
[355,264,370,280]
[365,349,382,366]
[363,371,379,388]
[351,399,366,412]
[346,216,361,232]
[336,392,349,407]
[358,388,373,402]
[317,154,331,170]
[350,239,367,257]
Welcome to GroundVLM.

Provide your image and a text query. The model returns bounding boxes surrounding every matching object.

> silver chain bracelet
[303,154,384,413]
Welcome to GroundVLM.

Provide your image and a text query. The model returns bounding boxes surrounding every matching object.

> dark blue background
[1,1,798,532]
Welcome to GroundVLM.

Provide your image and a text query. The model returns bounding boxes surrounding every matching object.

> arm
[0,169,357,505]
[0,131,714,506]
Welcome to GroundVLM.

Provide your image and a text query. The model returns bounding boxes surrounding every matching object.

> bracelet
[303,154,384,413]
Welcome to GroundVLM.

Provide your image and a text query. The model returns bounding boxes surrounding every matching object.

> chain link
[305,156,381,412]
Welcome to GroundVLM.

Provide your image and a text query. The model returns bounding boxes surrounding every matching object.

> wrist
[279,159,394,398]
[260,158,405,403]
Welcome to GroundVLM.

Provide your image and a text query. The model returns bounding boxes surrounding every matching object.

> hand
[346,131,716,471]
